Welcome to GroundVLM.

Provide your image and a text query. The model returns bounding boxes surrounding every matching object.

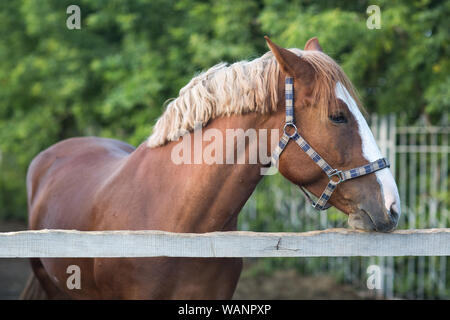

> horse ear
[265,36,315,85]
[264,36,302,77]
[304,37,323,52]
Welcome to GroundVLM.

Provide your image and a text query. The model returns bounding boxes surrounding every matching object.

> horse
[21,37,401,299]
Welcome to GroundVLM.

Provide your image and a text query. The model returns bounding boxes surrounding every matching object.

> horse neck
[135,110,285,233]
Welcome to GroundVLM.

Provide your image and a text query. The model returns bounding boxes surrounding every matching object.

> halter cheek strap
[270,76,390,211]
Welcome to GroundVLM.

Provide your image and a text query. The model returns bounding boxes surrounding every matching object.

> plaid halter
[270,77,390,210]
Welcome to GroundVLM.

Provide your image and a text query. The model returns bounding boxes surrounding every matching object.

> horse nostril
[389,203,400,222]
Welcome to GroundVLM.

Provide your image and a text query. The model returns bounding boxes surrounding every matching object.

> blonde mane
[147,48,361,148]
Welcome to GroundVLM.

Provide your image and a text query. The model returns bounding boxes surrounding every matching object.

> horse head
[266,37,401,232]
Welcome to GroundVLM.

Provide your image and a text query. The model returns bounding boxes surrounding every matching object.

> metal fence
[239,114,449,299]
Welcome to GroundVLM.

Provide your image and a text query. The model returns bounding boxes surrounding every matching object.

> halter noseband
[270,76,390,210]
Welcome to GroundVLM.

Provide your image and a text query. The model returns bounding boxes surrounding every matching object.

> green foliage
[0,0,448,219]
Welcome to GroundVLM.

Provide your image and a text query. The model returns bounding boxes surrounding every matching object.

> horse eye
[329,113,347,124]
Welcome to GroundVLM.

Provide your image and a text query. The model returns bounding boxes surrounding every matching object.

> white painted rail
[1,228,449,258]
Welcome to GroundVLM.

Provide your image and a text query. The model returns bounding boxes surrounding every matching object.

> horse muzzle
[348,203,400,232]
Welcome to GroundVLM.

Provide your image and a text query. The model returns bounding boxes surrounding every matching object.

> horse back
[26,137,135,230]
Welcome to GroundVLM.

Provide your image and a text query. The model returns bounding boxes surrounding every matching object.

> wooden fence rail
[1,228,449,258]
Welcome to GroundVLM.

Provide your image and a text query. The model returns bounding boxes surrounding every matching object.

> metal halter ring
[283,123,298,139]
[327,169,344,184]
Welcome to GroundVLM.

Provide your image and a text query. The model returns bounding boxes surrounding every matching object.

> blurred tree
[0,0,448,219]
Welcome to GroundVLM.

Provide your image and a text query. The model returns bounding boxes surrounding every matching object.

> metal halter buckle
[283,123,298,139]
[327,169,344,184]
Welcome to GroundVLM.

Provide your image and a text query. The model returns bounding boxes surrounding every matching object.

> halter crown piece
[270,76,391,210]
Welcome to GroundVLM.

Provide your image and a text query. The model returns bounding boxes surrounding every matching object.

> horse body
[23,37,401,299]
[26,112,282,299]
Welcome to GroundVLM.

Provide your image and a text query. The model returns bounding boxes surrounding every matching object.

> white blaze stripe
[335,82,401,215]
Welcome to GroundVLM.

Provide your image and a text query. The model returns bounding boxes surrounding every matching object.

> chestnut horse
[22,37,400,299]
